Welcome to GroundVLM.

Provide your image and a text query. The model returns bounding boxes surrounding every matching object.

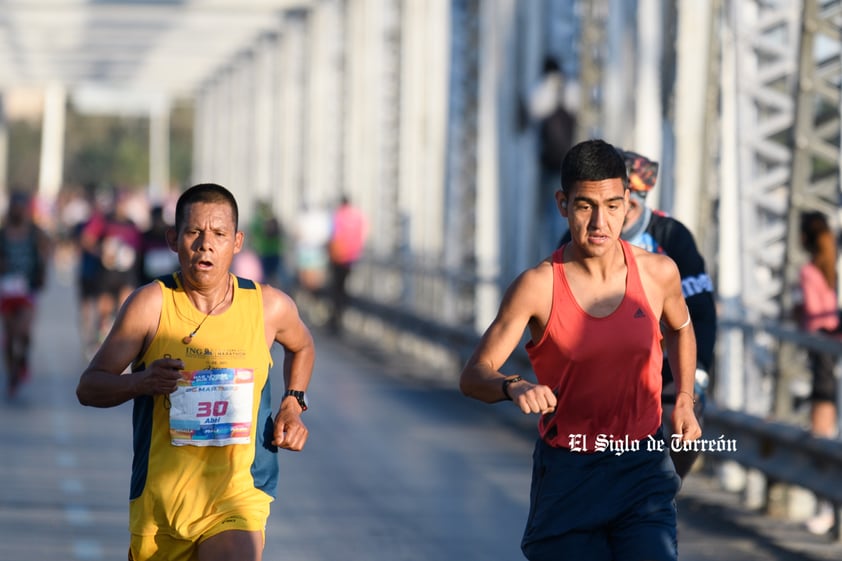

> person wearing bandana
[614,150,717,478]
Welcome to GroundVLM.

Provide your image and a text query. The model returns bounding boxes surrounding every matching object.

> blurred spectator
[138,205,179,285]
[55,189,92,278]
[796,210,839,534]
[616,150,716,478]
[528,55,576,258]
[81,189,142,342]
[249,200,285,286]
[327,195,368,333]
[797,211,839,437]
[295,203,332,292]
[0,191,51,398]
[74,187,105,357]
[58,189,91,241]
[232,246,264,283]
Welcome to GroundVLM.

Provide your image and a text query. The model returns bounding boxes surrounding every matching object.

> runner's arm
[659,258,701,441]
[264,286,315,397]
[659,218,717,371]
[263,285,315,450]
[460,266,557,414]
[76,283,180,407]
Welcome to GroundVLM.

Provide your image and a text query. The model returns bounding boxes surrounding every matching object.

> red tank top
[525,240,663,450]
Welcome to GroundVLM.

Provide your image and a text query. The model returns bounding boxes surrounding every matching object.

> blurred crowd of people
[46,186,368,363]
[51,187,167,359]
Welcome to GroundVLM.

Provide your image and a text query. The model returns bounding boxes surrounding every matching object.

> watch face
[286,390,308,411]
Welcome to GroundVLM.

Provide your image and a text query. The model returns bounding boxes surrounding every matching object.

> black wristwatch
[282,390,308,411]
[502,375,523,401]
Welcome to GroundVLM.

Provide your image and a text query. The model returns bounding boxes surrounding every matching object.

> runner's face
[173,201,243,287]
[558,178,628,256]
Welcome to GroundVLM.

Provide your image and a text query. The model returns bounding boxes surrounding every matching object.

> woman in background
[797,210,839,534]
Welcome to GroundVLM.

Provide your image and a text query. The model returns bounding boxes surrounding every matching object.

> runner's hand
[138,357,184,396]
[509,381,557,415]
[274,400,309,451]
[672,393,702,442]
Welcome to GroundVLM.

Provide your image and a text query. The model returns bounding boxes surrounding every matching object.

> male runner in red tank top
[460,139,701,561]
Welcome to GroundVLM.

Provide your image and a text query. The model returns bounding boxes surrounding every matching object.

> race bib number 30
[169,368,255,446]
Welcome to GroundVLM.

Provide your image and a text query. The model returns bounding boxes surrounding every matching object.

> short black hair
[175,183,239,233]
[560,139,628,194]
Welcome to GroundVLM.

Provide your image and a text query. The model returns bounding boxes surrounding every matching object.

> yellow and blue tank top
[129,273,276,537]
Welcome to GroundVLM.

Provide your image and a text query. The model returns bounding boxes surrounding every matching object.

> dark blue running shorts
[521,430,681,561]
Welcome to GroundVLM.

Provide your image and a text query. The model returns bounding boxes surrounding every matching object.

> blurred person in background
[232,245,265,284]
[796,210,840,535]
[527,55,576,258]
[327,194,368,334]
[295,202,332,293]
[54,188,91,278]
[73,187,103,358]
[0,191,51,398]
[613,149,716,479]
[81,188,142,343]
[74,187,109,358]
[138,205,179,286]
[249,200,285,286]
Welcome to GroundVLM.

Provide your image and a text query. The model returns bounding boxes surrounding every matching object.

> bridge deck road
[2,270,842,560]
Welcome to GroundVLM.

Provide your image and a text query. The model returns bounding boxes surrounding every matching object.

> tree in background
[6,120,41,189]
[6,99,194,195]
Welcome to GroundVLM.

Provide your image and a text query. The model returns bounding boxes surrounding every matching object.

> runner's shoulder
[124,281,164,314]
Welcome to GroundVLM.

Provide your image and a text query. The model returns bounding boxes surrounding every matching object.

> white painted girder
[0,0,311,96]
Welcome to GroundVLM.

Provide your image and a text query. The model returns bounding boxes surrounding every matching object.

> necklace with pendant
[181,275,231,345]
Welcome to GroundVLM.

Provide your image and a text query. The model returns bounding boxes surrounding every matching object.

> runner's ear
[165,227,178,252]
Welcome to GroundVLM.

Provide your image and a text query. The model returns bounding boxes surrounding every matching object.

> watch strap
[502,375,523,401]
[283,389,308,411]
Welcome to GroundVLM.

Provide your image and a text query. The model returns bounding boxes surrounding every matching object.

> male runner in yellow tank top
[77,183,315,561]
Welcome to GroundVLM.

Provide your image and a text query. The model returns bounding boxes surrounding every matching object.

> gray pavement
[1,269,841,560]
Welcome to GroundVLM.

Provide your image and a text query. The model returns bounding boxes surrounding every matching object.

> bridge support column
[38,83,65,202]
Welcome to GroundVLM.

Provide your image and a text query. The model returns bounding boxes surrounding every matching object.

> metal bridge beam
[776,0,842,419]
[717,0,802,418]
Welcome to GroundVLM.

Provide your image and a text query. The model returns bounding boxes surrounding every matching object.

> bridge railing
[303,258,842,537]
